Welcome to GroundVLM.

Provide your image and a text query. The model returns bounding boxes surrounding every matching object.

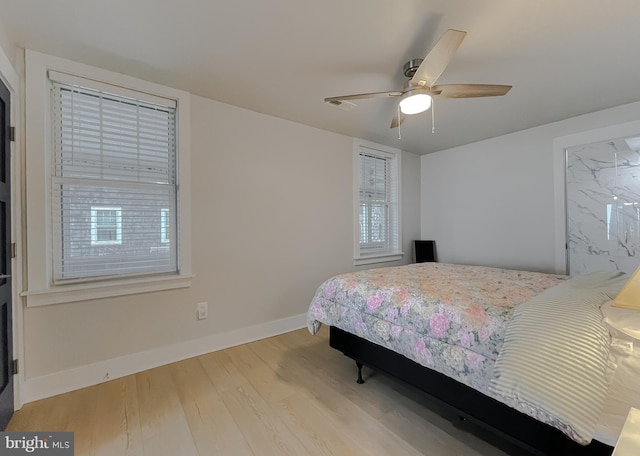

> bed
[307,262,639,455]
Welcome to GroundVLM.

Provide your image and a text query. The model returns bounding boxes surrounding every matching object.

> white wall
[21,91,421,401]
[0,23,15,68]
[421,101,640,273]
[401,150,422,257]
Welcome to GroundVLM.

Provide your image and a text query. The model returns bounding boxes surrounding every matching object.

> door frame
[0,46,23,412]
[553,119,640,275]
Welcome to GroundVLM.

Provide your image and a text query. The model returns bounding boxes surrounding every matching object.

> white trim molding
[23,313,308,403]
[352,138,404,265]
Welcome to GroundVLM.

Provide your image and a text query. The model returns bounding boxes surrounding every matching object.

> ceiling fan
[325,29,512,129]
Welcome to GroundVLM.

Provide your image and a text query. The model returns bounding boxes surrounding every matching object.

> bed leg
[356,361,365,384]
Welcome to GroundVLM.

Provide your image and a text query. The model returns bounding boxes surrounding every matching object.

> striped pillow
[490,271,627,444]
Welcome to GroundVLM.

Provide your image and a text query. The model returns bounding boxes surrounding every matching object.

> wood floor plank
[136,365,199,456]
[230,339,370,455]
[6,327,534,456]
[4,402,37,432]
[7,384,98,455]
[200,349,312,456]
[273,391,370,455]
[198,348,252,393]
[255,330,397,420]
[224,343,301,404]
[90,376,143,456]
[285,329,519,455]
[168,356,254,456]
[249,334,429,455]
[216,385,311,456]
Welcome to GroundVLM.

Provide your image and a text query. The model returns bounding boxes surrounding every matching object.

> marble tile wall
[566,138,640,275]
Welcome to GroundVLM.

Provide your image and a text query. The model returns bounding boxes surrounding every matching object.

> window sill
[354,252,404,266]
[22,273,194,307]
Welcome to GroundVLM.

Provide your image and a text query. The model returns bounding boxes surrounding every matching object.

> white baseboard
[22,313,308,404]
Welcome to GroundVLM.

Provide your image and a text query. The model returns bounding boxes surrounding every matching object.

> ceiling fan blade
[411,29,466,88]
[325,91,403,105]
[390,110,407,129]
[431,84,512,98]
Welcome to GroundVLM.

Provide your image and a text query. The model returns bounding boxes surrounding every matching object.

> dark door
[0,77,13,430]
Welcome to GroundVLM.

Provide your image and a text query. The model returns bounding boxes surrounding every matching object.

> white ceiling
[1,0,640,155]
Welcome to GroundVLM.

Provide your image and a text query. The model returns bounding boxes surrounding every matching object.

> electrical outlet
[197,302,208,320]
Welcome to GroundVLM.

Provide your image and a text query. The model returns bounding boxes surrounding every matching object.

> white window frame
[22,50,193,306]
[353,139,403,265]
[90,207,122,246]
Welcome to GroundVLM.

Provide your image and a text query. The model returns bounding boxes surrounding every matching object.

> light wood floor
[7,326,533,455]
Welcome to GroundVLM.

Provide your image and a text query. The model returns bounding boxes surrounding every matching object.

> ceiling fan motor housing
[403,59,424,78]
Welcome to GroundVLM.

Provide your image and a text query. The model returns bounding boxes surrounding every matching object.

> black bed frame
[330,326,614,456]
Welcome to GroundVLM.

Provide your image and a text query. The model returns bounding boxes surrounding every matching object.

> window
[90,207,122,245]
[160,208,170,244]
[353,139,402,265]
[50,72,178,281]
[24,50,192,306]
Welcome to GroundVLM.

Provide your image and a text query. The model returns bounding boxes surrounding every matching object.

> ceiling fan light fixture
[399,91,432,115]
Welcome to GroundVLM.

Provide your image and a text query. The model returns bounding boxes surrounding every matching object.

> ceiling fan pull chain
[431,99,436,134]
[397,105,402,140]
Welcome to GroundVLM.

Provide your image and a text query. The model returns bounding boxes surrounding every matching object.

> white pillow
[602,300,640,341]
[612,266,640,310]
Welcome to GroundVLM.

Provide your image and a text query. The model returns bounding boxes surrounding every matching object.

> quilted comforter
[307,262,566,393]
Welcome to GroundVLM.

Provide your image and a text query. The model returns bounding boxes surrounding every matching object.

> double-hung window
[90,207,122,245]
[50,72,179,281]
[353,139,402,265]
[24,50,192,306]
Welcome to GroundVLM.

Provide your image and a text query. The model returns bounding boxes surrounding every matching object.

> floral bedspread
[307,262,566,394]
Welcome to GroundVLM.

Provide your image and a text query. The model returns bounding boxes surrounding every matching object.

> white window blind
[50,76,178,282]
[358,146,400,255]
